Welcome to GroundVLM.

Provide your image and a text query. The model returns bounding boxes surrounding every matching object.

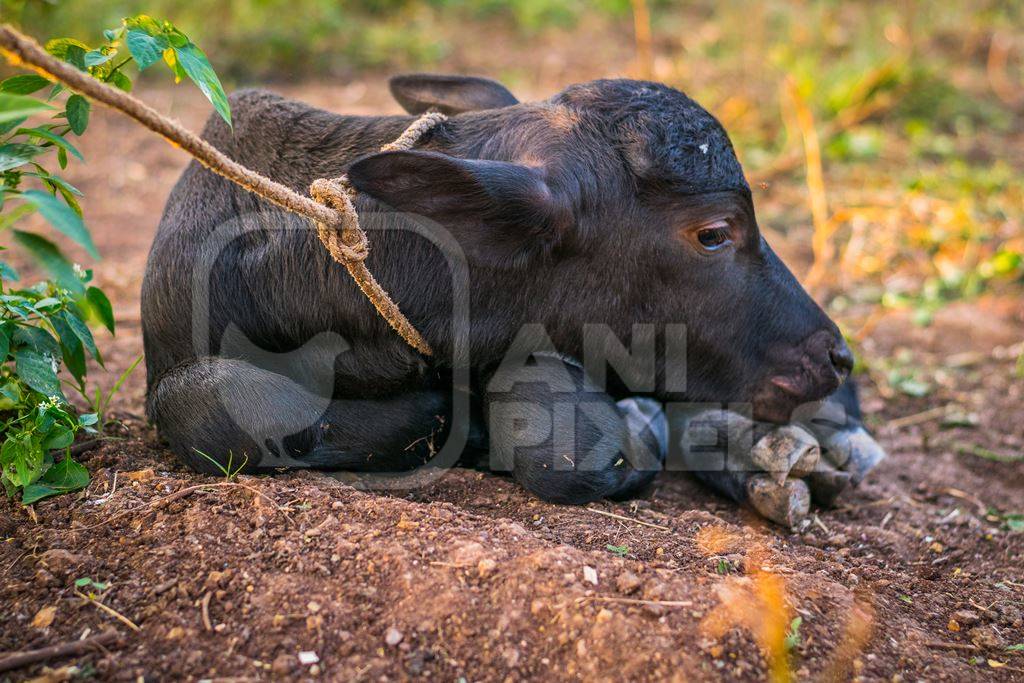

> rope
[0,24,441,356]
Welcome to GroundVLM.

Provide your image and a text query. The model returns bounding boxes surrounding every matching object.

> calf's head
[348,76,852,423]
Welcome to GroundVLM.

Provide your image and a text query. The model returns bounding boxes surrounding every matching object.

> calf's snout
[754,328,853,423]
[828,337,854,380]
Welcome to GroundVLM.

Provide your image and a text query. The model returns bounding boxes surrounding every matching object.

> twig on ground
[941,487,988,517]
[69,439,102,457]
[2,550,28,575]
[585,507,671,531]
[576,596,694,608]
[81,482,294,530]
[887,405,953,430]
[879,511,894,529]
[74,590,140,632]
[201,591,213,632]
[923,641,979,652]
[0,629,119,673]
[834,496,898,513]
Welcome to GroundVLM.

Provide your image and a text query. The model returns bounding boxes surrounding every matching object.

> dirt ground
[1,82,1023,682]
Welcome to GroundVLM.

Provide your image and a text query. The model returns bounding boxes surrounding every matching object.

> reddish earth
[1,84,1023,682]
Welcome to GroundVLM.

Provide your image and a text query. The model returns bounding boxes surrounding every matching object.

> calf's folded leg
[148,356,452,473]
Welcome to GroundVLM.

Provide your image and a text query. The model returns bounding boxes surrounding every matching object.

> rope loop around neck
[307,111,447,356]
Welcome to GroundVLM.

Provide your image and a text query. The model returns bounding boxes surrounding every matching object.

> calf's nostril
[829,339,854,378]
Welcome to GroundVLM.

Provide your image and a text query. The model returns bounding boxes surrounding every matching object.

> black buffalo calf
[141,75,884,522]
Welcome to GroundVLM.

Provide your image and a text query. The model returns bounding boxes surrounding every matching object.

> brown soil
[2,83,1023,682]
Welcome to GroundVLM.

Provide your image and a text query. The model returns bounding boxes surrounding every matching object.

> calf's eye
[695,222,733,251]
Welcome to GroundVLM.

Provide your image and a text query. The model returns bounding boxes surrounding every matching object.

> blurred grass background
[3,0,1023,351]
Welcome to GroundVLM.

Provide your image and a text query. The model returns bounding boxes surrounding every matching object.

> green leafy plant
[0,16,230,504]
[784,616,803,651]
[73,353,143,431]
[73,576,109,593]
[193,448,248,482]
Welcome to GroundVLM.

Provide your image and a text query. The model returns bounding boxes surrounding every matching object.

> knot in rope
[309,176,368,263]
[308,111,447,266]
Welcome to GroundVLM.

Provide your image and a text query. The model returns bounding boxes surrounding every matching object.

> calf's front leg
[482,354,665,504]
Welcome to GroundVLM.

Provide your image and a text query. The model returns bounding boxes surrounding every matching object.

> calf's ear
[389,74,519,115]
[348,150,570,268]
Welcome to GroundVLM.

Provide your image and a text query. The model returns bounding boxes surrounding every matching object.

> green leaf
[63,334,87,386]
[86,286,115,333]
[33,297,62,309]
[17,126,84,162]
[45,39,90,70]
[42,425,74,450]
[173,43,232,127]
[84,49,114,68]
[0,204,37,233]
[13,325,61,359]
[163,49,187,83]
[20,190,98,258]
[108,71,133,93]
[73,576,107,590]
[0,75,52,95]
[0,323,9,361]
[22,456,89,504]
[785,616,803,651]
[61,310,100,364]
[0,93,54,124]
[2,433,45,488]
[31,175,84,217]
[27,168,83,196]
[0,380,23,410]
[125,29,169,70]
[0,115,26,136]
[65,95,91,136]
[51,312,87,387]
[11,230,84,295]
[14,347,62,398]
[125,15,165,36]
[0,143,43,172]
[0,262,19,280]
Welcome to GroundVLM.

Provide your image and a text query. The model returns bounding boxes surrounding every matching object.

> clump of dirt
[2,87,1023,681]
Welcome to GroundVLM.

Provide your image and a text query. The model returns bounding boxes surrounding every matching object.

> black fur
[142,76,863,503]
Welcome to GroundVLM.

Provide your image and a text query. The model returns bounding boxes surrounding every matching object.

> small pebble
[385,627,403,646]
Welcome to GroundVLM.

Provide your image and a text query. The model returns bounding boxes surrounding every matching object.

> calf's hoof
[746,476,811,527]
[818,426,887,485]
